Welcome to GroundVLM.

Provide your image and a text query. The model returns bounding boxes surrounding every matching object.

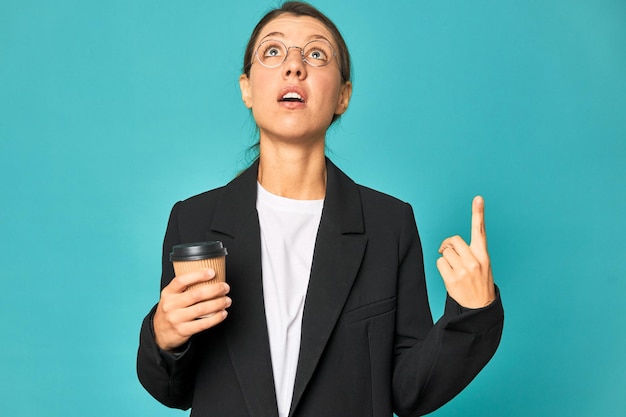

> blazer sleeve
[136,201,197,410]
[392,203,504,416]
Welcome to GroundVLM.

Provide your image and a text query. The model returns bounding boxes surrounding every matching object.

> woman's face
[239,14,352,145]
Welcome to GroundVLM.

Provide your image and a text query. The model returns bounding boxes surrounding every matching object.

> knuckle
[467,260,481,273]
[159,299,173,315]
[443,276,458,288]
[457,268,470,280]
[194,302,208,317]
[212,310,228,324]
[188,288,204,303]
[436,257,447,268]
[175,326,190,338]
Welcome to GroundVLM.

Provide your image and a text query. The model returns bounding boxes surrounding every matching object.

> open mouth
[279,92,305,103]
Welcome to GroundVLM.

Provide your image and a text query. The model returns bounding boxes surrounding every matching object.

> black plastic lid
[170,241,228,261]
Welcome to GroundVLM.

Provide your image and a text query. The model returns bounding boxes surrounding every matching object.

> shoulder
[163,186,227,241]
[177,185,226,213]
[169,163,258,236]
[356,183,409,210]
[356,183,416,231]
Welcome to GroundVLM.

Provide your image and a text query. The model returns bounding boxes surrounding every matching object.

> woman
[137,2,503,416]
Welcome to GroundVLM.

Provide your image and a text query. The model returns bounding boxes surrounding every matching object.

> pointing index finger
[470,195,487,250]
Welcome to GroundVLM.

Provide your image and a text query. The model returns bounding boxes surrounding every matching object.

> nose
[282,47,307,79]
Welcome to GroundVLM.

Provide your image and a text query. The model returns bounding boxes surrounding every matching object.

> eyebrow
[259,31,332,44]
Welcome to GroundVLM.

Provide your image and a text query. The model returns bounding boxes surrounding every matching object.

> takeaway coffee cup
[170,241,228,291]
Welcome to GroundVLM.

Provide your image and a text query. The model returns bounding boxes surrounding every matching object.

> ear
[239,74,252,108]
[334,81,352,116]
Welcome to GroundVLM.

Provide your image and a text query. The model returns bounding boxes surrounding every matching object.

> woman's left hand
[436,196,496,309]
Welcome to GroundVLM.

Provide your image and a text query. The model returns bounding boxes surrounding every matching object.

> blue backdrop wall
[1,0,625,416]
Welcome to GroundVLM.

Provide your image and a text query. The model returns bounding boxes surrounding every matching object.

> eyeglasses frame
[253,38,338,69]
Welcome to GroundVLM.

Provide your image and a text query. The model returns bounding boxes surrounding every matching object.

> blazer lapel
[208,161,279,417]
[290,160,368,415]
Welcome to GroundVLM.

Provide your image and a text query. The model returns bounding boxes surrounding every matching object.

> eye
[265,47,281,57]
[309,49,326,60]
[304,40,333,65]
[260,41,285,58]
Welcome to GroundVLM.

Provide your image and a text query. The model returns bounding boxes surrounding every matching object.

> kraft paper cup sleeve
[172,256,226,291]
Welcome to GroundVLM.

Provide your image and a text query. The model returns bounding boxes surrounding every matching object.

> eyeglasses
[253,39,337,68]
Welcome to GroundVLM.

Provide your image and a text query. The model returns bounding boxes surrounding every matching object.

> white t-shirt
[256,182,324,417]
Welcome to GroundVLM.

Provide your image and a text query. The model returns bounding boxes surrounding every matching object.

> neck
[257,138,327,200]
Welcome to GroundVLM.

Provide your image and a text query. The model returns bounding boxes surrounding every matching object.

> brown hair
[242,1,352,85]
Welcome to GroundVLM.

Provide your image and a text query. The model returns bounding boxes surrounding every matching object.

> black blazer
[137,159,504,417]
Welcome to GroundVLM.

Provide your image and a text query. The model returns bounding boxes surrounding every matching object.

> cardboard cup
[170,241,228,291]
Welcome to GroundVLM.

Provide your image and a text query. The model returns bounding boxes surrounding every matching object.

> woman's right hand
[153,269,231,352]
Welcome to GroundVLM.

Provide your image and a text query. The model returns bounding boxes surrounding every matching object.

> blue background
[1,0,625,416]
